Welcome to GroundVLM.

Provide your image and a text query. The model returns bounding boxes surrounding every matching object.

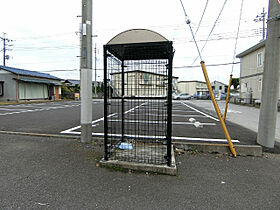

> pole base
[81,123,92,143]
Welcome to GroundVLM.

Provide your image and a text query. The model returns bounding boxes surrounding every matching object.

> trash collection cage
[104,30,173,166]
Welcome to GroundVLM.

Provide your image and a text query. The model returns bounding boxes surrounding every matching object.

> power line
[175,33,262,44]
[179,0,203,61]
[192,0,228,64]
[231,0,244,75]
[194,0,209,35]
[40,69,79,72]
[174,61,240,69]
[38,61,241,73]
[13,32,75,40]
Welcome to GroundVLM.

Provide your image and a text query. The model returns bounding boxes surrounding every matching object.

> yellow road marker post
[223,74,232,122]
[200,61,237,157]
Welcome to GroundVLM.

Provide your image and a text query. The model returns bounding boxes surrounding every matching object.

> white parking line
[108,119,216,126]
[61,102,147,134]
[60,113,117,134]
[61,131,240,143]
[172,114,208,118]
[0,108,27,111]
[180,101,219,122]
[0,104,80,116]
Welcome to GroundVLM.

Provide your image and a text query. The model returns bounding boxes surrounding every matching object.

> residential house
[211,80,228,93]
[0,66,62,102]
[110,70,178,97]
[64,79,102,88]
[66,79,80,87]
[236,40,280,103]
[177,80,208,96]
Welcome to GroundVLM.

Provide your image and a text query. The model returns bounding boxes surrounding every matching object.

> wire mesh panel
[104,41,173,166]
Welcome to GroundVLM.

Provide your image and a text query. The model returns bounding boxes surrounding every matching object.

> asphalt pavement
[0,100,258,146]
[1,134,280,209]
[187,100,280,142]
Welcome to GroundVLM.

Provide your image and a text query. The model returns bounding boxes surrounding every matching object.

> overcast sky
[0,0,268,84]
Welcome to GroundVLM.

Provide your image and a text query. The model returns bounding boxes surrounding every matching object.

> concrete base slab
[174,142,262,157]
[100,145,177,176]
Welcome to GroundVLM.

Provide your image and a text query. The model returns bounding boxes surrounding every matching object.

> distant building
[0,66,62,101]
[65,79,80,87]
[177,80,208,96]
[64,79,102,88]
[110,70,178,97]
[211,80,228,93]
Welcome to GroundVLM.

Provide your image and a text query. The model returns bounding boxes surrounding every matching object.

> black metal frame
[104,41,173,166]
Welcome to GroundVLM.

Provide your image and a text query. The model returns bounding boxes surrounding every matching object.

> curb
[0,131,263,157]
[174,142,263,157]
[0,131,80,140]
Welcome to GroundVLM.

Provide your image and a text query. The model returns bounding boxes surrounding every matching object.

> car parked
[173,93,192,100]
[216,93,231,100]
[193,93,210,100]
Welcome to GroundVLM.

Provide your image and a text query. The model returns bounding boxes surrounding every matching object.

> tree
[231,78,239,89]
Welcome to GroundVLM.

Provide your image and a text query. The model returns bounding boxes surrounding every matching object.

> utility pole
[254,7,267,40]
[257,0,280,149]
[80,0,92,143]
[94,43,97,96]
[0,33,13,66]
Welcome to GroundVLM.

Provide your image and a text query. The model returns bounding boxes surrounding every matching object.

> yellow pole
[223,74,232,122]
[200,61,237,157]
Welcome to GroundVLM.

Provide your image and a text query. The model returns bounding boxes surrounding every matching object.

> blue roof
[0,65,61,80]
[68,79,80,86]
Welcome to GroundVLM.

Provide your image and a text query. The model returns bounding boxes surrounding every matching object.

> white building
[110,70,178,97]
[236,40,280,104]
[177,80,208,96]
[211,81,228,93]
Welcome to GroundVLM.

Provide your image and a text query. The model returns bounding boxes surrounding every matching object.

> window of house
[0,82,3,96]
[258,79,262,91]
[219,86,222,90]
[257,52,263,67]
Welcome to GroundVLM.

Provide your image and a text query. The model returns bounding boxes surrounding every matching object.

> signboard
[75,93,80,100]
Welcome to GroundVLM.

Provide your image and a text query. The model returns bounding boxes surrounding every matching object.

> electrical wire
[174,62,240,69]
[179,0,203,61]
[231,0,244,75]
[192,0,228,64]
[194,0,209,35]
[36,62,241,73]
[175,32,262,44]
[41,69,79,72]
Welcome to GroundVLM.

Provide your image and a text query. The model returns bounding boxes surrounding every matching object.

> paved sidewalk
[187,100,280,143]
[1,134,280,209]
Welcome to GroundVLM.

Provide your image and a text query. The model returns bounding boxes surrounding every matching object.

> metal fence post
[103,46,108,160]
[167,42,173,166]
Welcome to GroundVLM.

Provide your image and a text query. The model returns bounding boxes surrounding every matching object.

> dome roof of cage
[107,29,169,45]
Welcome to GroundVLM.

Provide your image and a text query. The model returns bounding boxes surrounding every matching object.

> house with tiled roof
[0,66,62,101]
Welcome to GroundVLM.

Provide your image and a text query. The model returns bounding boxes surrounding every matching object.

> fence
[104,31,174,166]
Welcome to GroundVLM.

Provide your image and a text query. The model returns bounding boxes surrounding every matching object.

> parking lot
[0,100,256,145]
[1,100,279,209]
